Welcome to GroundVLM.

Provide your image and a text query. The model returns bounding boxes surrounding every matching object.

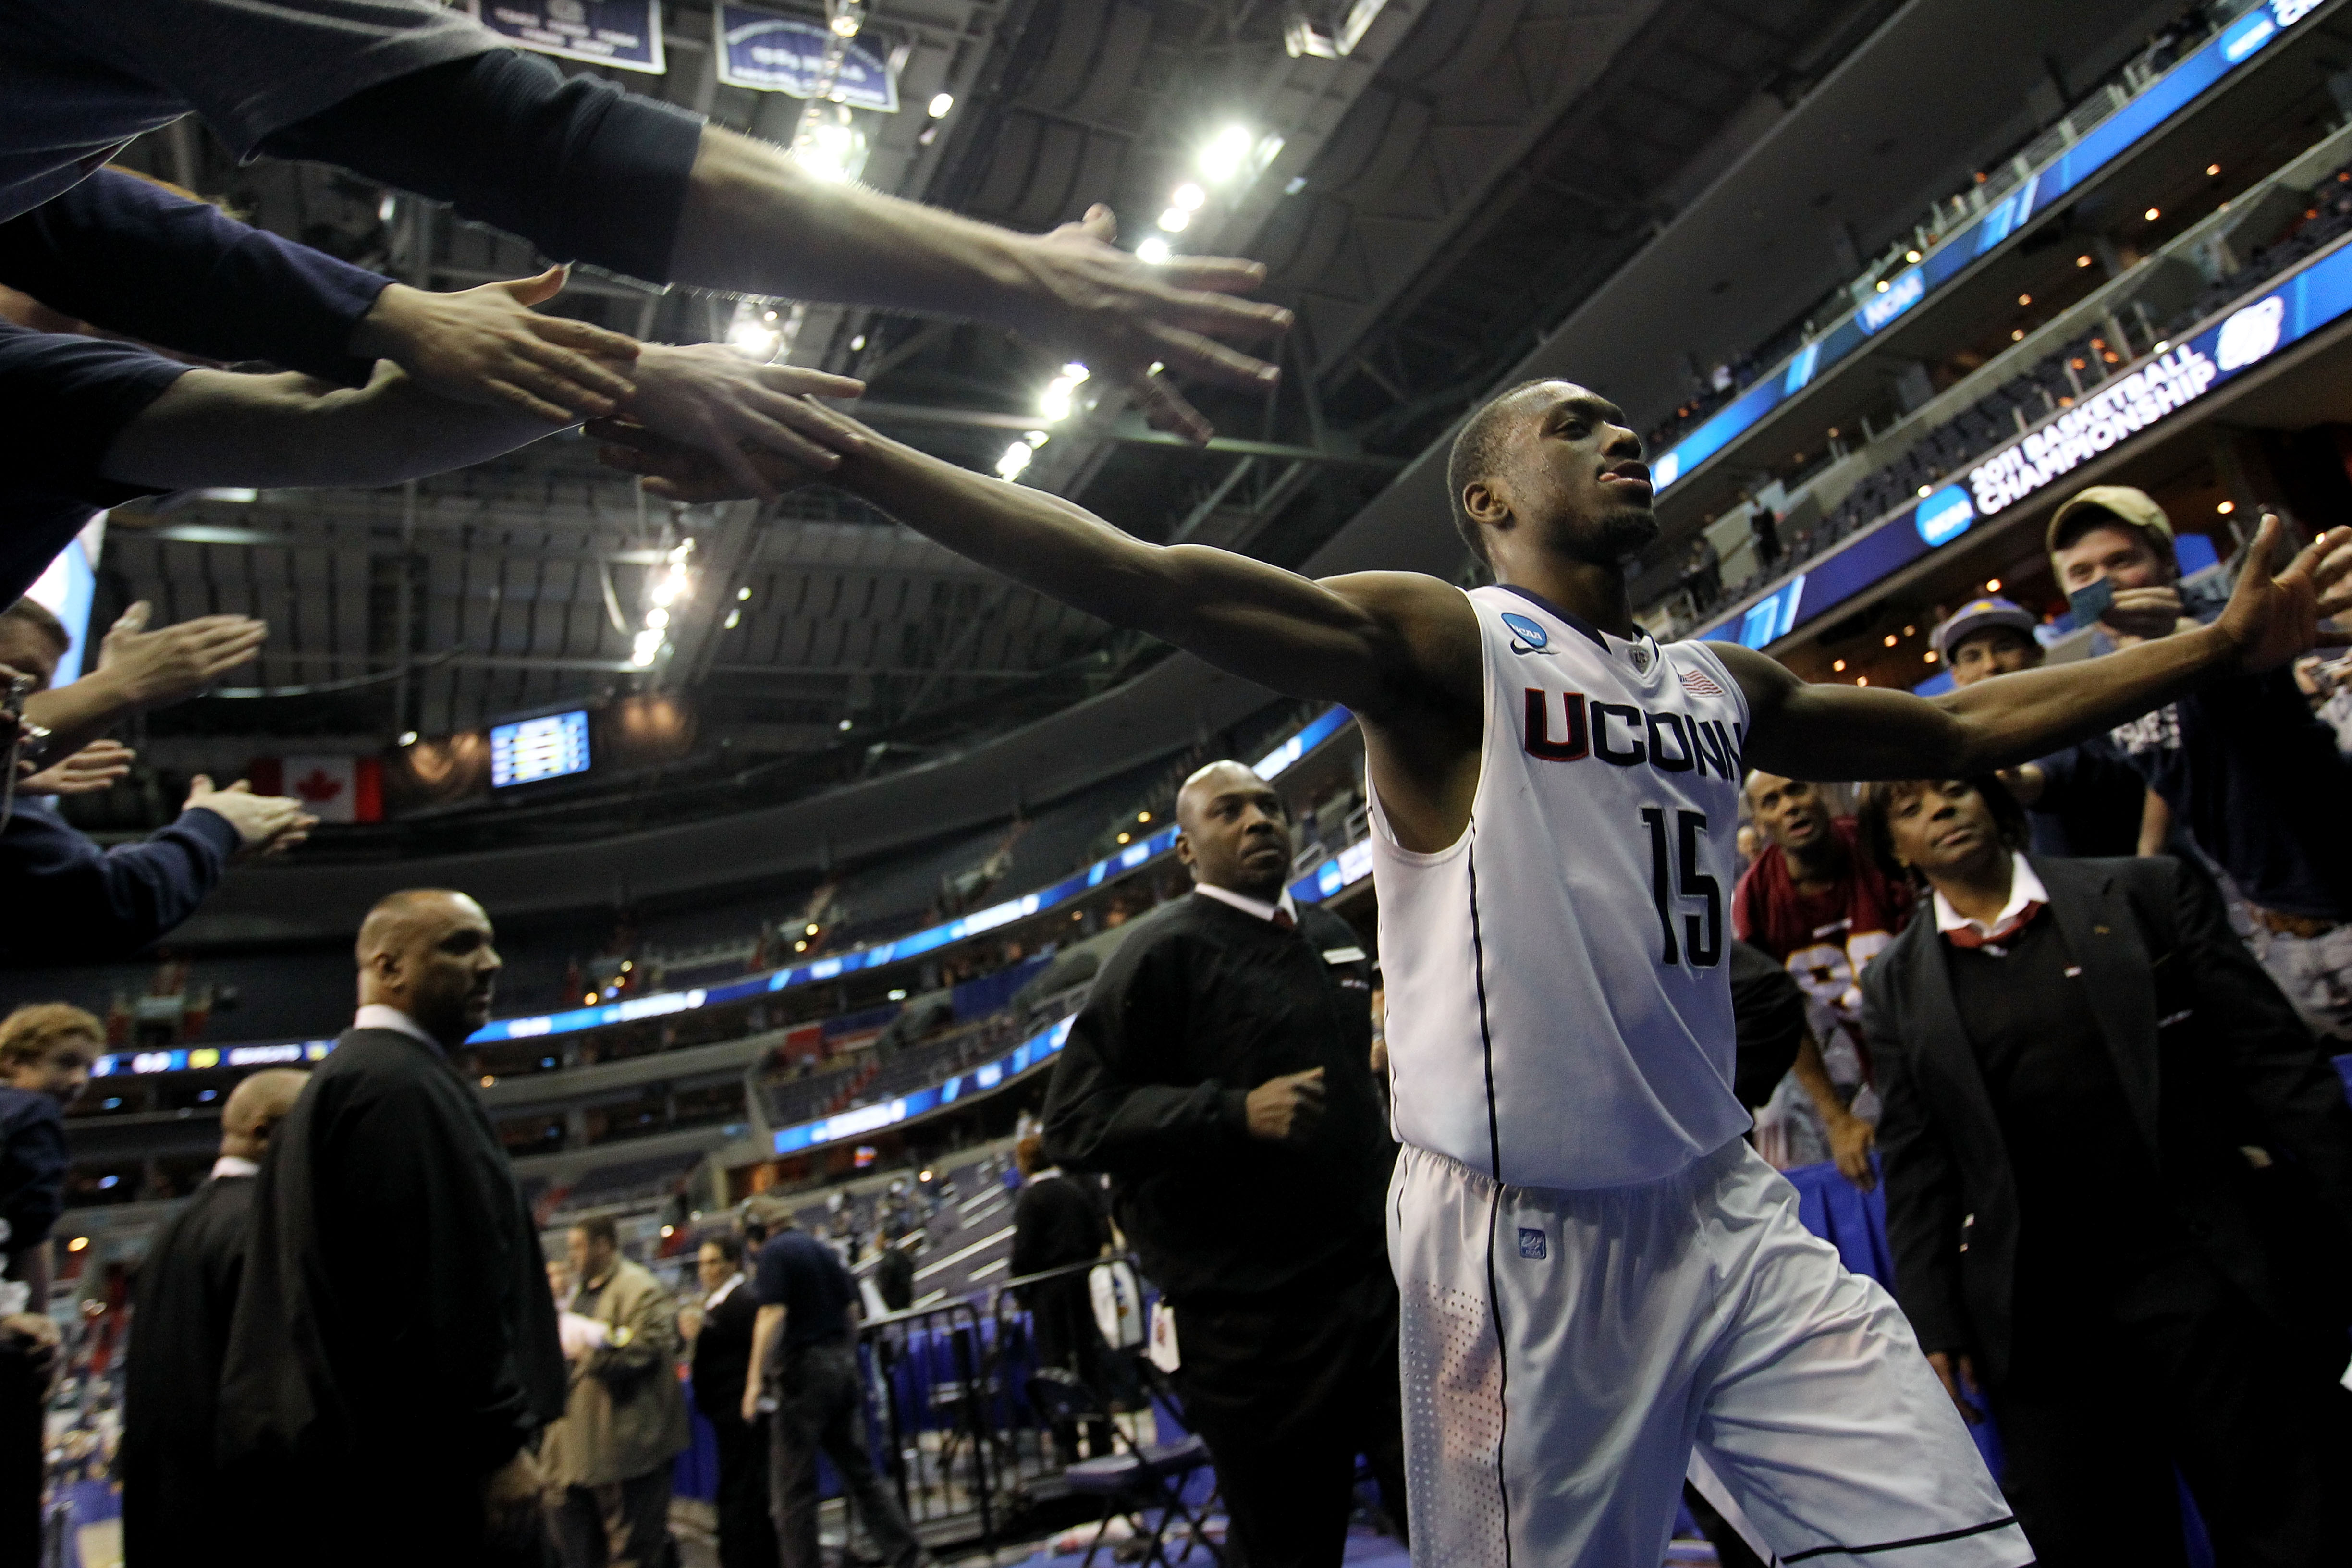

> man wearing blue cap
[1929,597,2151,861]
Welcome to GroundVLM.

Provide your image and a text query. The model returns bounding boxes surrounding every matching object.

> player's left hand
[2216,513,2352,673]
[618,344,868,500]
[590,416,832,504]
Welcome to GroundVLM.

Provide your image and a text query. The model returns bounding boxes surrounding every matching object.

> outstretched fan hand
[2215,513,2352,673]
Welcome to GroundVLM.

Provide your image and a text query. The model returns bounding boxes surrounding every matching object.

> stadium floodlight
[1136,236,1172,264]
[995,441,1034,480]
[828,0,863,37]
[1158,207,1190,233]
[646,607,671,630]
[1198,125,1255,183]
[631,629,662,666]
[928,92,954,118]
[1037,363,1090,423]
[1172,183,1205,210]
[726,317,781,360]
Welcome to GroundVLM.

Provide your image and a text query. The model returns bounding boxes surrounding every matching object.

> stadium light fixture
[928,92,954,118]
[1172,182,1205,211]
[1199,124,1256,183]
[399,731,418,746]
[1037,362,1090,423]
[995,441,1034,480]
[1158,207,1190,233]
[1136,236,1172,264]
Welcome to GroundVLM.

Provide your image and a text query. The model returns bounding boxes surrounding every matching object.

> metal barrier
[852,1255,1163,1553]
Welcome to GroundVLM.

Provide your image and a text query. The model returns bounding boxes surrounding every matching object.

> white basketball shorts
[1388,1138,2031,1568]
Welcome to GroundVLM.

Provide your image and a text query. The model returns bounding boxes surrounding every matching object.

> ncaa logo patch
[1517,1227,1547,1260]
[1500,611,1550,652]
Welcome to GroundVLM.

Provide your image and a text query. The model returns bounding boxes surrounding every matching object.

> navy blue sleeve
[0,802,239,963]
[750,1237,789,1308]
[0,168,386,386]
[0,319,186,507]
[260,49,704,285]
[0,1091,66,1255]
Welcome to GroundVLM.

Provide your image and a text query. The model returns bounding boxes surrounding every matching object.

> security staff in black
[1044,760,1406,1568]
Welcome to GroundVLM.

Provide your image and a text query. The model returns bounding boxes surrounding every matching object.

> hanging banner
[464,0,666,74]
[714,2,899,111]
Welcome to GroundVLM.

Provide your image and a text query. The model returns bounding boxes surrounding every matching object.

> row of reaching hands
[364,204,1291,502]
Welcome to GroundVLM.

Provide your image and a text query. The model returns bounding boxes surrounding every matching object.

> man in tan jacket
[541,1215,692,1568]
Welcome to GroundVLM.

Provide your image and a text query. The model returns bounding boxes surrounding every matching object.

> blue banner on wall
[1646,0,2317,498]
[715,3,898,110]
[466,0,666,73]
[1694,231,2352,650]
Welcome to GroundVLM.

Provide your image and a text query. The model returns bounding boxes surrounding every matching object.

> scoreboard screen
[490,710,590,788]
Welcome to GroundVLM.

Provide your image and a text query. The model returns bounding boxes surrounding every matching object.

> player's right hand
[1245,1066,1326,1142]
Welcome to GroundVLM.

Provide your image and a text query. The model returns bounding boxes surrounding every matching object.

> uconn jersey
[1372,584,1753,1190]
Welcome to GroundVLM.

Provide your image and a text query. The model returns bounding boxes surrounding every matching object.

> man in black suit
[122,1066,307,1562]
[218,888,568,1568]
[1009,1132,1111,1461]
[690,1233,776,1568]
[1044,759,1406,1568]
[1859,776,2352,1567]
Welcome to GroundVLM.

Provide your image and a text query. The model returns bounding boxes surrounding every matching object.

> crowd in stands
[1670,155,2352,631]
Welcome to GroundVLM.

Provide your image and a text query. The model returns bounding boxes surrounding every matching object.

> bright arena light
[726,319,780,360]
[1137,236,1172,264]
[1172,182,1205,210]
[1199,124,1255,183]
[1038,363,1090,423]
[928,92,954,118]
[996,441,1034,480]
[1158,207,1190,232]
[631,629,663,666]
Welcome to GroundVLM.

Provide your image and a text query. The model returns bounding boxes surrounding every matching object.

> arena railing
[1659,138,2352,651]
[1637,0,2321,494]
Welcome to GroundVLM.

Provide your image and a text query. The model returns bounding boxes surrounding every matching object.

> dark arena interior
[5,1,2352,1565]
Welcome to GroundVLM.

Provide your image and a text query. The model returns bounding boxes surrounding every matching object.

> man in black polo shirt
[739,1206,923,1568]
[2047,486,2352,1040]
[1044,759,1405,1568]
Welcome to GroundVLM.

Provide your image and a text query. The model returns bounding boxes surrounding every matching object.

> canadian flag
[245,755,384,823]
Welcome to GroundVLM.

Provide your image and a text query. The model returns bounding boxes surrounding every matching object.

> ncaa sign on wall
[1914,486,1974,547]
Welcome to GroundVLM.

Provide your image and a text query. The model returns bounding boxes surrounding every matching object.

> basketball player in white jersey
[606,378,2351,1564]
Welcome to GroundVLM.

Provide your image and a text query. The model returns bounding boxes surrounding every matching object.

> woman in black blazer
[1858,774,2352,1568]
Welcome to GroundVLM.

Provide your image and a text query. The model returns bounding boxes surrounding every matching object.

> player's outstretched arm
[791,425,1473,715]
[1719,513,2352,780]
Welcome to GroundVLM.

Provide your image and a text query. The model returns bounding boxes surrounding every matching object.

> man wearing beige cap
[2049,485,2352,1037]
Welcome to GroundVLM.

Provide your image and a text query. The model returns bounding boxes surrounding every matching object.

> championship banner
[714,2,898,110]
[463,0,666,74]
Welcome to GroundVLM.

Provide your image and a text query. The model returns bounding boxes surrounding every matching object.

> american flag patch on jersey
[1679,666,1725,697]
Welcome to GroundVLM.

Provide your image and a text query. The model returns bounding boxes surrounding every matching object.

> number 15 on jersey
[1640,807,1721,968]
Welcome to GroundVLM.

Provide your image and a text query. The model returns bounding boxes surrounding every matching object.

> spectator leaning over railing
[2049,486,2352,1039]
[1859,773,2352,1566]
[0,1003,96,1564]
[0,596,316,965]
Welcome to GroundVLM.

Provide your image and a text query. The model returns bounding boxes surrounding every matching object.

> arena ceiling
[95,0,1905,838]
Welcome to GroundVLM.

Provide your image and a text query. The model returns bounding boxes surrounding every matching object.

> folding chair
[1027,1369,1225,1568]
